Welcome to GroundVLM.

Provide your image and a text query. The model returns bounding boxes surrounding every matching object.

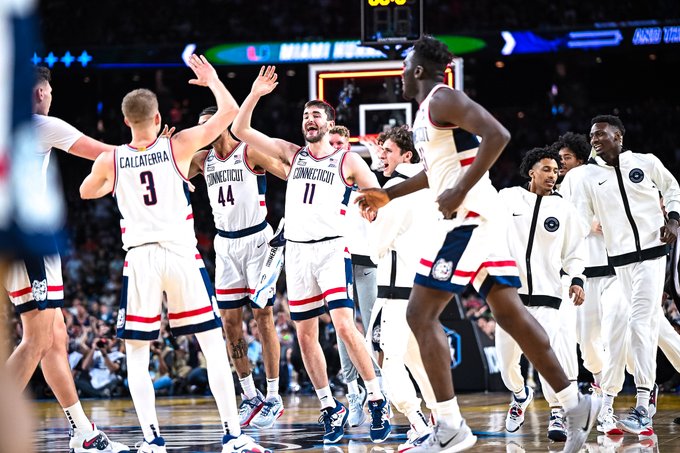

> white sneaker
[135,436,166,453]
[563,394,601,453]
[238,389,265,427]
[70,424,131,452]
[250,394,284,429]
[398,426,433,452]
[505,386,534,432]
[407,421,477,452]
[547,408,567,442]
[221,433,272,453]
[346,385,367,427]
[597,406,624,435]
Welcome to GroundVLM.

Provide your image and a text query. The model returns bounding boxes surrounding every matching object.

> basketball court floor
[34,392,680,452]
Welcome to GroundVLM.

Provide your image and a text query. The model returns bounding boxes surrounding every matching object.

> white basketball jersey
[113,137,196,250]
[203,143,266,232]
[285,147,352,242]
[412,83,502,221]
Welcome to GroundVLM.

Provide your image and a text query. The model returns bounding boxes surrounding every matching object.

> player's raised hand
[187,54,218,87]
[159,124,176,138]
[251,65,279,97]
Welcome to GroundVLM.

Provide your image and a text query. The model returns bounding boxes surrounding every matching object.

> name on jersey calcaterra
[118,151,170,169]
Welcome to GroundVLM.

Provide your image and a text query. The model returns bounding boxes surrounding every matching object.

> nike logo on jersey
[363,271,373,276]
[256,241,266,248]
[231,442,248,451]
[598,180,607,185]
[512,213,522,216]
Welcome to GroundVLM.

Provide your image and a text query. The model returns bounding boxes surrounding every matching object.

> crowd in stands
[14,0,680,401]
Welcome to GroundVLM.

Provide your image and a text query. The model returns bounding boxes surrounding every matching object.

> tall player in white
[188,106,287,429]
[232,66,392,444]
[3,65,130,452]
[357,36,599,453]
[80,55,271,453]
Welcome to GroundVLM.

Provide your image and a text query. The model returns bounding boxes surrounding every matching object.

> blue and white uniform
[284,147,353,320]
[113,137,220,340]
[203,143,273,309]
[4,115,79,313]
[411,84,521,297]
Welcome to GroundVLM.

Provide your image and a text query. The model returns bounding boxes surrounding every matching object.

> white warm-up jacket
[567,152,680,267]
[499,186,588,308]
[369,163,438,299]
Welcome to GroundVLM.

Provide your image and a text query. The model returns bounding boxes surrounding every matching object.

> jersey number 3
[218,185,235,206]
[140,171,157,206]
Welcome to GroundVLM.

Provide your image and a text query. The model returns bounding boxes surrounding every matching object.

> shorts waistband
[217,220,268,239]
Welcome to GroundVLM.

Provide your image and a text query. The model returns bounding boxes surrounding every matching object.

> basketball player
[1,1,41,451]
[497,147,587,442]
[2,65,133,452]
[328,124,381,427]
[356,36,599,453]
[567,115,680,435]
[232,66,391,444]
[188,106,287,429]
[366,125,438,452]
[560,136,680,435]
[80,55,270,453]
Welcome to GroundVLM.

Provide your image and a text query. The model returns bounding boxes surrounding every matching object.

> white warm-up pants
[603,304,680,396]
[607,258,664,391]
[577,276,606,376]
[368,298,436,417]
[558,276,579,381]
[496,305,577,407]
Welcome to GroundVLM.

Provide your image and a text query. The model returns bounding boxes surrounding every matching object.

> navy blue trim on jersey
[217,297,251,310]
[478,275,521,300]
[118,329,161,341]
[345,256,354,287]
[171,318,222,337]
[257,174,267,195]
[15,299,64,314]
[452,129,480,152]
[216,220,268,239]
[328,298,355,311]
[290,306,327,321]
[341,186,352,206]
[24,254,50,309]
[183,181,191,206]
[116,276,130,338]
[414,225,477,294]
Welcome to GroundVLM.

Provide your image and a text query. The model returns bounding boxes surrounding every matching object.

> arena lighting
[316,66,453,100]
[30,50,92,67]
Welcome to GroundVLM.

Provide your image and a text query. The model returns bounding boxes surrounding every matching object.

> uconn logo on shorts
[544,217,560,232]
[629,168,644,183]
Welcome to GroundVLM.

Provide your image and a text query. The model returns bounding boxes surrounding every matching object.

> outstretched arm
[171,55,239,166]
[430,89,510,218]
[231,66,298,169]
[80,150,115,199]
[356,170,429,214]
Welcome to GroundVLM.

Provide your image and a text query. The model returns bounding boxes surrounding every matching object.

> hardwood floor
[33,392,680,452]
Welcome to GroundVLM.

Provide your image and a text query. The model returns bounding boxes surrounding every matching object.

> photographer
[75,334,125,398]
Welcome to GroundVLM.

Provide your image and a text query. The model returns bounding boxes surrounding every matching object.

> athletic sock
[239,374,257,400]
[555,382,580,412]
[316,386,334,410]
[63,401,92,431]
[435,397,463,429]
[266,378,279,400]
[365,378,382,402]
[636,387,650,411]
